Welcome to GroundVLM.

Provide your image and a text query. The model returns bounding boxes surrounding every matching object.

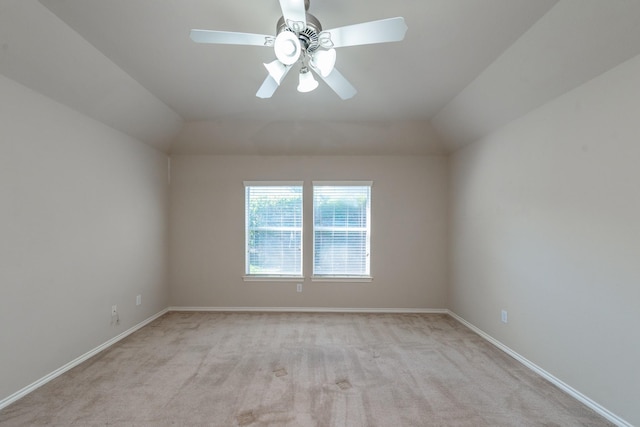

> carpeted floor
[0,312,613,426]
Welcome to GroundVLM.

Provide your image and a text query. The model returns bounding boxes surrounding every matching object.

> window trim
[311,181,373,280]
[244,181,304,279]
[310,276,373,283]
[243,275,305,282]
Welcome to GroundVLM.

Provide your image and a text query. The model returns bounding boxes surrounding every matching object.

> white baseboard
[447,311,631,427]
[168,306,448,314]
[0,308,169,411]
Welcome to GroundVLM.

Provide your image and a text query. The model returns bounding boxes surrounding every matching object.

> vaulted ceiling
[2,1,640,155]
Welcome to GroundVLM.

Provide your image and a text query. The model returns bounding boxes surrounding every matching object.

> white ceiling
[2,0,640,154]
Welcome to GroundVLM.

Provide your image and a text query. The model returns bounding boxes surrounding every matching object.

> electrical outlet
[136,295,141,306]
[501,309,508,324]
[296,283,302,293]
[111,305,118,316]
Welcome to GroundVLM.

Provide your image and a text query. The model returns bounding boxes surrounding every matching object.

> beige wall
[0,75,170,402]
[3,39,637,426]
[169,155,448,309]
[449,54,640,425]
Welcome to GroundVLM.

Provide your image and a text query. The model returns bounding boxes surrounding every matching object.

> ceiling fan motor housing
[276,13,322,53]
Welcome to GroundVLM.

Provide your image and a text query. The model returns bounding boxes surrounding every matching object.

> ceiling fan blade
[190,29,274,47]
[313,67,357,100]
[323,17,408,48]
[256,65,292,98]
[278,0,307,32]
[256,75,279,99]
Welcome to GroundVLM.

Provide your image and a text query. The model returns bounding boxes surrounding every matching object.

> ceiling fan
[190,0,407,100]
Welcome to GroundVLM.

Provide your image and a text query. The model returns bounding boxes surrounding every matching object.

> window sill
[311,276,373,283]
[243,276,305,282]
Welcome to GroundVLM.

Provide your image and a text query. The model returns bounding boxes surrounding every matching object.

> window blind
[245,183,303,276]
[313,183,371,276]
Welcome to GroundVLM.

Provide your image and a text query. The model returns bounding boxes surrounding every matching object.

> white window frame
[243,181,304,281]
[312,181,373,282]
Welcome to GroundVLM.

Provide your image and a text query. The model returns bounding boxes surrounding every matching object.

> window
[244,182,303,278]
[313,182,372,278]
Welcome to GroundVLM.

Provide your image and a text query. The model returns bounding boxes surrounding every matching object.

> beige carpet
[0,312,613,426]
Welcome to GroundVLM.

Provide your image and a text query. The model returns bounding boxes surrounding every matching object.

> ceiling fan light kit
[263,59,290,85]
[297,67,319,93]
[310,48,336,77]
[274,31,302,65]
[190,0,407,99]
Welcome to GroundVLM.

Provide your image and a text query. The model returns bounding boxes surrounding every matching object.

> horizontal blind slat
[313,184,371,276]
[246,185,303,276]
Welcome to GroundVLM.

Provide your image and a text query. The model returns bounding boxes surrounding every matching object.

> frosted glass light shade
[297,67,319,93]
[310,48,336,77]
[263,60,288,85]
[274,31,301,65]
